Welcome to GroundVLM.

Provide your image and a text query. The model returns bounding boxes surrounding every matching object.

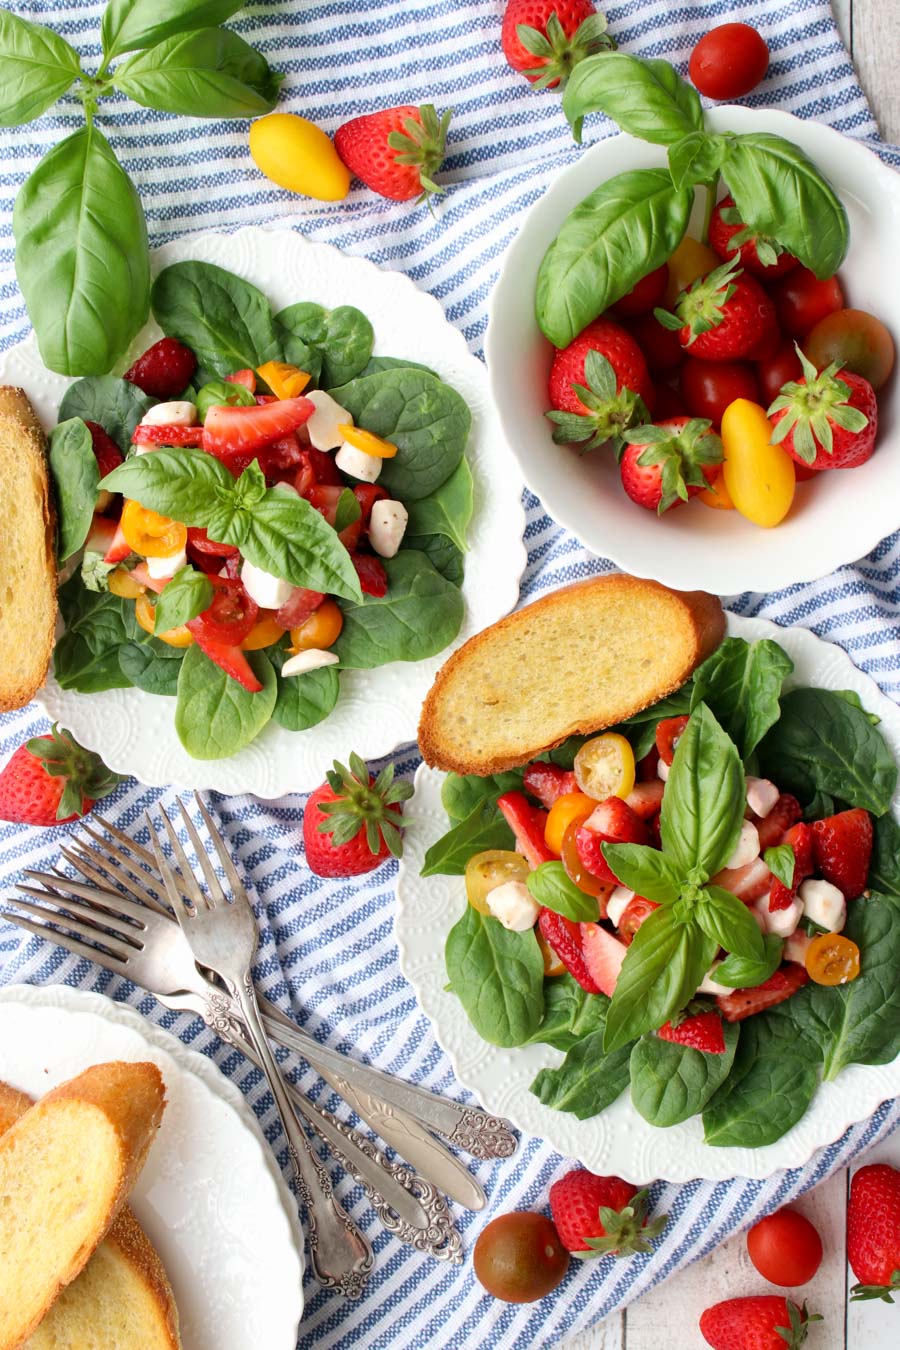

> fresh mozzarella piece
[368,500,408,558]
[746,776,779,818]
[784,929,813,965]
[279,648,340,678]
[606,886,635,929]
[725,819,760,871]
[657,758,670,782]
[241,559,294,609]
[798,879,847,933]
[755,895,804,938]
[306,390,351,451]
[485,880,540,933]
[335,439,382,483]
[146,549,187,580]
[698,964,732,996]
[140,401,198,427]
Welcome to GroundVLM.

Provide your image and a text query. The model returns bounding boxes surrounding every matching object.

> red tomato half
[689,23,769,100]
[681,359,761,428]
[193,577,258,644]
[772,267,844,339]
[746,1208,824,1287]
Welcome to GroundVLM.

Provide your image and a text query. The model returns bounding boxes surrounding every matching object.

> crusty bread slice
[0,1081,181,1350]
[418,574,725,775]
[0,386,57,712]
[0,1061,166,1350]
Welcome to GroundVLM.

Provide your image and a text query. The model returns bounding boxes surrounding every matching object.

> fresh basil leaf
[523,974,608,1051]
[333,550,463,668]
[102,0,245,58]
[667,132,729,192]
[535,169,693,349]
[422,799,515,877]
[445,906,544,1048]
[661,703,745,880]
[48,418,98,561]
[101,445,235,520]
[152,261,281,377]
[764,844,795,889]
[404,533,464,586]
[758,687,897,816]
[563,52,703,146]
[14,126,150,377]
[722,133,849,280]
[702,1010,821,1148]
[599,843,682,903]
[331,370,471,501]
[690,637,794,762]
[276,302,374,388]
[114,28,282,119]
[630,1020,739,1127]
[714,933,784,989]
[527,861,600,922]
[268,646,341,731]
[80,552,116,592]
[196,378,255,422]
[239,487,362,602]
[531,1023,633,1119]
[0,9,81,126]
[54,574,139,693]
[870,814,900,894]
[174,645,276,759]
[405,457,473,553]
[604,909,717,1052]
[698,885,766,960]
[59,376,153,454]
[118,637,184,696]
[333,488,362,534]
[441,769,525,821]
[153,567,212,633]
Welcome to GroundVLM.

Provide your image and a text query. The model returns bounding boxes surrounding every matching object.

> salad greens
[333,551,464,669]
[48,419,99,562]
[59,376,154,454]
[276,302,374,388]
[175,646,277,760]
[445,905,545,1048]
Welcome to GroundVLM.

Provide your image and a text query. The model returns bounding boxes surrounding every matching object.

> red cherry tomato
[652,384,688,421]
[193,577,258,644]
[772,267,844,339]
[680,359,761,428]
[757,338,804,405]
[804,308,895,392]
[689,23,770,100]
[629,312,685,374]
[617,896,659,944]
[746,1208,824,1287]
[610,264,669,319]
[186,526,240,558]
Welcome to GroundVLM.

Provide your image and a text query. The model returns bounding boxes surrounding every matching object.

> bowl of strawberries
[487,77,900,593]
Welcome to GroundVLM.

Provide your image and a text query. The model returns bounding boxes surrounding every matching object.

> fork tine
[155,808,209,910]
[5,895,135,962]
[1,908,135,978]
[89,815,157,870]
[177,800,228,906]
[194,795,249,902]
[16,884,145,944]
[75,826,173,913]
[24,869,128,911]
[62,843,166,917]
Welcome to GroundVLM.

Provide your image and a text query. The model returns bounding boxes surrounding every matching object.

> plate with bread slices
[396,572,900,1182]
[0,984,303,1350]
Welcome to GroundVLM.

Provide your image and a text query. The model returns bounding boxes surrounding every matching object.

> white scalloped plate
[3,226,526,796]
[396,615,900,1182]
[0,984,303,1347]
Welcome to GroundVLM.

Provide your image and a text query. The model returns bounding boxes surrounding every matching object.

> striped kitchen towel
[1,3,898,1347]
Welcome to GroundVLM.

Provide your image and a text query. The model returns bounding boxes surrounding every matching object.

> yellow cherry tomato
[573,733,636,801]
[722,399,796,528]
[545,792,596,855]
[537,931,567,977]
[249,113,350,201]
[257,360,311,399]
[107,567,145,598]
[134,593,194,648]
[289,598,344,652]
[664,236,721,306]
[241,612,287,651]
[464,850,530,915]
[337,424,398,459]
[697,468,735,510]
[805,932,860,986]
[120,499,187,558]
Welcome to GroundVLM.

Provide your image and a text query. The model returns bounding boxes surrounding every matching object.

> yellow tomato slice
[544,792,596,855]
[108,567,145,599]
[241,612,287,651]
[121,499,187,558]
[257,360,311,399]
[537,931,567,977]
[337,424,398,459]
[573,733,636,801]
[697,468,735,510]
[464,850,530,915]
[289,598,343,652]
[805,932,860,986]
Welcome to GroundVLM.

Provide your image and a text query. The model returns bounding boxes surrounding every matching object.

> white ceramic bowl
[486,107,900,594]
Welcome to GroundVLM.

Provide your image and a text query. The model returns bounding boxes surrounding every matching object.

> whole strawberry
[656,260,776,361]
[124,337,197,400]
[0,726,122,827]
[501,1,616,90]
[547,319,652,451]
[334,105,451,203]
[304,753,412,877]
[549,1169,667,1258]
[700,1297,821,1349]
[768,348,877,470]
[848,1163,900,1303]
[810,808,873,900]
[619,416,722,514]
[709,196,799,280]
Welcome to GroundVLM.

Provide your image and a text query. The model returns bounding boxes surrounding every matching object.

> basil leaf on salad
[445,906,544,1048]
[660,703,745,881]
[690,637,794,762]
[527,861,600,923]
[714,934,784,989]
[333,551,463,668]
[175,645,276,760]
[113,28,282,119]
[763,844,795,889]
[599,842,682,903]
[59,376,153,454]
[422,799,515,877]
[118,637,185,697]
[0,9,81,127]
[333,488,362,534]
[603,907,717,1053]
[102,445,235,520]
[276,302,374,388]
[239,488,362,602]
[153,568,213,634]
[268,647,341,731]
[697,885,766,961]
[563,52,704,146]
[54,576,139,693]
[48,418,99,562]
[531,1022,633,1119]
[151,261,282,377]
[405,457,474,553]
[101,0,246,59]
[629,1020,739,1128]
[523,974,609,1052]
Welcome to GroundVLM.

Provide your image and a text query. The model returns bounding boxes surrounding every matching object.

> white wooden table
[566,8,899,1345]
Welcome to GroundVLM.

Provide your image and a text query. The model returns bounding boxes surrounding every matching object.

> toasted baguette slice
[418,574,725,775]
[0,1062,166,1350]
[0,386,56,712]
[0,1082,181,1350]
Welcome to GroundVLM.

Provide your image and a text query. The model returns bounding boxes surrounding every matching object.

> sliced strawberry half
[202,397,314,459]
[580,922,628,997]
[711,854,773,903]
[769,821,814,911]
[276,587,324,629]
[716,965,809,1023]
[624,779,665,821]
[496,791,556,868]
[538,909,600,994]
[132,424,205,447]
[575,798,650,885]
[351,553,388,598]
[658,1010,726,1053]
[187,622,263,692]
[523,762,578,809]
[811,808,873,900]
[754,793,803,850]
[85,420,124,477]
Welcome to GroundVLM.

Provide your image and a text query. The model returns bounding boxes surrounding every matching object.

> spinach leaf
[531,1025,633,1119]
[114,28,282,119]
[101,1,245,58]
[527,861,600,922]
[523,974,609,1051]
[333,550,463,668]
[660,703,745,880]
[630,1020,739,1127]
[870,814,900,894]
[268,647,341,731]
[404,533,464,586]
[331,369,471,501]
[758,687,897,815]
[14,125,150,377]
[723,133,849,281]
[714,933,784,989]
[441,769,525,821]
[405,458,473,553]
[360,356,436,378]
[59,376,153,453]
[152,261,281,377]
[0,9,81,126]
[196,378,256,422]
[276,302,373,388]
[535,169,693,349]
[690,637,794,761]
[153,568,213,633]
[619,686,694,759]
[54,574,138,693]
[118,638,184,697]
[445,906,544,1048]
[422,800,515,877]
[702,1010,821,1148]
[604,908,717,1053]
[174,645,276,759]
[48,418,98,561]
[563,52,703,146]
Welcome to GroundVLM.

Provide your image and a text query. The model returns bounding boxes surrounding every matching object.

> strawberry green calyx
[25,724,123,820]
[573,1187,668,1260]
[518,12,617,90]
[719,206,787,269]
[386,105,452,202]
[775,1301,823,1347]
[654,259,741,343]
[622,418,723,514]
[850,1269,900,1304]
[316,752,413,858]
[546,350,649,453]
[767,346,869,464]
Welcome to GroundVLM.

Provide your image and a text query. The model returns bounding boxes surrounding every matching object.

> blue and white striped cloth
[1,2,898,1346]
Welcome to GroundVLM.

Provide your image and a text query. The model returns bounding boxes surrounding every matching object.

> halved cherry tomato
[573,734,635,801]
[465,850,530,915]
[757,337,804,405]
[337,424,398,458]
[108,567,144,599]
[681,358,760,428]
[805,932,860,986]
[697,468,735,510]
[289,598,343,652]
[618,896,660,944]
[688,23,769,100]
[804,308,895,391]
[656,715,690,766]
[120,500,187,558]
[560,819,615,900]
[537,931,567,977]
[664,237,721,307]
[772,267,844,339]
[610,264,669,319]
[135,592,194,648]
[186,526,240,558]
[544,792,596,856]
[194,577,258,644]
[257,359,311,400]
[241,611,286,650]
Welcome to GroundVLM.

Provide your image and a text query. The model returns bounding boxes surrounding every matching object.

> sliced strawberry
[102,517,131,564]
[261,434,305,472]
[769,821,814,911]
[85,420,124,478]
[124,337,196,400]
[580,922,628,997]
[716,965,809,1023]
[187,623,263,692]
[132,424,204,447]
[538,909,600,994]
[353,482,390,526]
[202,397,314,459]
[84,513,121,557]
[225,368,257,393]
[275,587,324,629]
[811,808,873,900]
[186,526,239,558]
[754,793,803,850]
[655,715,690,766]
[523,762,578,809]
[658,1010,726,1053]
[130,561,168,594]
[625,779,665,820]
[618,896,659,944]
[712,854,773,903]
[575,798,650,885]
[636,746,661,781]
[351,553,388,597]
[496,791,556,868]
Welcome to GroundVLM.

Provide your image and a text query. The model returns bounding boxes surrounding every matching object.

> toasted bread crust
[418,574,725,775]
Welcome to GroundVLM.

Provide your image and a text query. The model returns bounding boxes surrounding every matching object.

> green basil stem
[701,178,719,245]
